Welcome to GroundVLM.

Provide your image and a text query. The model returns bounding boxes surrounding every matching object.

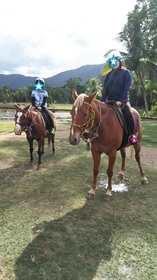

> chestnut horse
[69,89,148,200]
[14,104,56,169]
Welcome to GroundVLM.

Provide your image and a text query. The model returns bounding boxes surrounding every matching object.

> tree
[118,0,157,116]
[0,86,15,102]
[65,78,86,94]
[85,78,102,98]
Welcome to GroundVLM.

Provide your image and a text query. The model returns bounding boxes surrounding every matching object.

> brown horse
[14,104,56,169]
[69,89,148,200]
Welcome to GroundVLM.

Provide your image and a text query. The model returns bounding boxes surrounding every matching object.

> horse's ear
[86,92,97,103]
[72,89,78,100]
[26,105,31,110]
[14,103,20,110]
[23,105,31,112]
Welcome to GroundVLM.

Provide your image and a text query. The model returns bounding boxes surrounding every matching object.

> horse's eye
[83,112,88,117]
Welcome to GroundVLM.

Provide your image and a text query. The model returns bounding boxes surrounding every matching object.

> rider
[31,77,55,134]
[101,50,138,145]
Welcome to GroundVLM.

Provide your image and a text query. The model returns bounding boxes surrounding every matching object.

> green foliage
[117,0,157,116]
[149,103,157,117]
[101,63,110,77]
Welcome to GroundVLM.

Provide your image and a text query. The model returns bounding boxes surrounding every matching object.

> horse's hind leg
[51,134,55,155]
[134,144,148,184]
[48,135,55,155]
[37,139,44,170]
[118,148,126,180]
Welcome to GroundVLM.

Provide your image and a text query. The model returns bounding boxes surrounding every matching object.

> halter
[71,102,95,131]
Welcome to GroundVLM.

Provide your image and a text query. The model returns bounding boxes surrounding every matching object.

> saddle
[106,102,129,150]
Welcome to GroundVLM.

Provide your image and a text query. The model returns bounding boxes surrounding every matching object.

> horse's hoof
[118,173,124,180]
[37,164,40,170]
[141,179,149,185]
[104,194,112,201]
[86,193,95,200]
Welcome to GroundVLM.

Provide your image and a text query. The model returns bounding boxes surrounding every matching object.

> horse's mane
[74,93,87,108]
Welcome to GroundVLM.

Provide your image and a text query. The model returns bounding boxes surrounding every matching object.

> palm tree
[117,0,157,116]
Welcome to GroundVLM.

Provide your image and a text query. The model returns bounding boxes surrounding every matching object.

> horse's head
[69,89,97,145]
[14,104,31,135]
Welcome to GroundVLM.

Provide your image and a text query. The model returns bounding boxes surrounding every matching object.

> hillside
[0,64,104,90]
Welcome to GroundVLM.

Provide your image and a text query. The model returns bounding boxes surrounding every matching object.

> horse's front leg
[105,150,117,199]
[86,149,101,200]
[28,138,33,163]
[118,148,126,180]
[41,140,45,155]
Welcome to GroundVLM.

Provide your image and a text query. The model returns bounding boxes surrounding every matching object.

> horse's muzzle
[14,124,22,135]
[69,135,80,145]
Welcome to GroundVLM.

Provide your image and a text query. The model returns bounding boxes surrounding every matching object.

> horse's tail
[48,136,51,147]
[130,145,135,160]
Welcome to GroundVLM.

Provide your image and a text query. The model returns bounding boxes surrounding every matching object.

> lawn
[0,121,157,279]
[1,119,157,147]
[141,120,157,147]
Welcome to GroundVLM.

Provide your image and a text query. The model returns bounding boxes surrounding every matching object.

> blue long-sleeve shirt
[101,68,132,102]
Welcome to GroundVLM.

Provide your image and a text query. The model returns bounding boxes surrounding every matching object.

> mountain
[0,64,104,90]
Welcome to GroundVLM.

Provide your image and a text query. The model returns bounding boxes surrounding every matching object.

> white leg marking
[88,189,95,195]
[106,190,112,196]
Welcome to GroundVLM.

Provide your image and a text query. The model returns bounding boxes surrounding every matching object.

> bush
[149,103,157,117]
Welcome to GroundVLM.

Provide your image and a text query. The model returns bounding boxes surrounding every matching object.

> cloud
[0,0,137,77]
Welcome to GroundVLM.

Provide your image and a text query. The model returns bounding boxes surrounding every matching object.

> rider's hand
[116,101,122,107]
[37,106,42,110]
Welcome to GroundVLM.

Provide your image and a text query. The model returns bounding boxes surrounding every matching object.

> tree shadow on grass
[15,200,113,280]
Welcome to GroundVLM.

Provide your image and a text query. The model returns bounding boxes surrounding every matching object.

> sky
[0,0,137,78]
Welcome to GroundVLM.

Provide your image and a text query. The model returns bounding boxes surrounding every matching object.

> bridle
[15,110,38,134]
[71,100,115,142]
[71,102,96,131]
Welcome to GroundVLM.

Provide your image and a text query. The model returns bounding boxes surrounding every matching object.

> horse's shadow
[15,201,113,280]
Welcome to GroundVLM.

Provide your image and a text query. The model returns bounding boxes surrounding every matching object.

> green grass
[0,122,15,133]
[1,119,157,147]
[141,120,157,147]
[49,103,72,110]
[0,103,72,110]
[0,125,157,279]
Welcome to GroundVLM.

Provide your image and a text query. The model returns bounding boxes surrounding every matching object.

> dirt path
[0,124,157,169]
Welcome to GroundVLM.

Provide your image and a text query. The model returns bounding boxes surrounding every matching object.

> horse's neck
[31,110,45,127]
[27,110,38,124]
[92,100,103,125]
[93,101,115,126]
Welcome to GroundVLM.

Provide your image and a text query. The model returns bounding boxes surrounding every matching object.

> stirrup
[129,135,138,145]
